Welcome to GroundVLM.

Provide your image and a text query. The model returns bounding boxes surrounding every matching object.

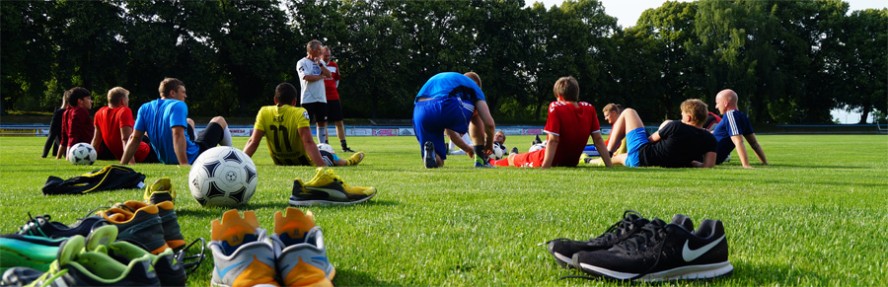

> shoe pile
[1,177,204,286]
[547,210,733,282]
[209,208,335,287]
[290,167,377,206]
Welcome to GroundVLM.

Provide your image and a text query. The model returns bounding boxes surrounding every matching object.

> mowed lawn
[0,134,886,286]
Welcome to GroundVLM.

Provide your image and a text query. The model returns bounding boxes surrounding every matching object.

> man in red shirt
[322,46,356,152]
[92,87,155,163]
[57,87,94,160]
[491,76,612,168]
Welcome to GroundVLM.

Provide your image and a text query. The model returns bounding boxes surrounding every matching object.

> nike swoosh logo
[682,234,725,262]
[218,258,252,279]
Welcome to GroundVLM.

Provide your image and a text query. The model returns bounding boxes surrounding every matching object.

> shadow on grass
[332,269,404,287]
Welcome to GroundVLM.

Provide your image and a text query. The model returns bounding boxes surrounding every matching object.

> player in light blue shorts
[413,72,496,168]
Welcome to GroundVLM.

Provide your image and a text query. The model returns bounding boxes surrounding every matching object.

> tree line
[2,0,885,124]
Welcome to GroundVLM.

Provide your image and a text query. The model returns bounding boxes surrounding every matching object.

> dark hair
[275,83,299,106]
[66,87,91,107]
[553,76,579,101]
[158,78,184,98]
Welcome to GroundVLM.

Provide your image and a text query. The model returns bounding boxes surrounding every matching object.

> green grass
[1,135,886,286]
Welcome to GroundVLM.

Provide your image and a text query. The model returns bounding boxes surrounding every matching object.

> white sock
[220,127,232,146]
[318,126,328,144]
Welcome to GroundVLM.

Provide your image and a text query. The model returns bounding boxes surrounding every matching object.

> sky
[525,0,886,123]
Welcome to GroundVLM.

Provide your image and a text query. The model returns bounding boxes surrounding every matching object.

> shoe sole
[579,261,733,281]
[423,142,437,168]
[289,192,376,206]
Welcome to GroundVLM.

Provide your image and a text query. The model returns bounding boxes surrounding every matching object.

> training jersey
[415,72,486,111]
[712,110,755,164]
[297,57,327,104]
[60,106,93,148]
[638,121,716,167]
[254,105,313,165]
[134,99,200,164]
[542,101,601,167]
[94,106,151,161]
[323,61,340,101]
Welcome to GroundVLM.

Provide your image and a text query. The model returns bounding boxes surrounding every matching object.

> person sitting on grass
[243,83,363,167]
[490,76,612,168]
[712,89,767,168]
[57,87,94,161]
[607,99,717,168]
[91,87,156,163]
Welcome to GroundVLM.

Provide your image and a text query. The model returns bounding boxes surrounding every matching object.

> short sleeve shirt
[134,99,200,164]
[94,106,134,159]
[415,72,486,111]
[543,101,601,167]
[712,110,754,163]
[254,105,313,165]
[297,57,327,104]
[323,61,340,101]
[639,121,717,167]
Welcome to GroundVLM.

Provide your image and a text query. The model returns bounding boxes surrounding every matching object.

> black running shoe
[573,218,732,282]
[423,141,438,168]
[510,147,519,156]
[342,146,356,153]
[17,213,107,239]
[533,134,542,145]
[547,211,649,268]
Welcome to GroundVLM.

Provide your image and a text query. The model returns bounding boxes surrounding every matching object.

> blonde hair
[680,99,708,126]
[107,87,129,106]
[603,103,622,114]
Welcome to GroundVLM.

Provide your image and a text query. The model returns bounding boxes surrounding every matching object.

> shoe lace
[18,212,51,237]
[591,210,642,243]
[177,237,207,274]
[612,219,667,255]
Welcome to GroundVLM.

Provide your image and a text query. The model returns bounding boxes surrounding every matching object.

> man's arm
[243,129,265,157]
[541,134,559,168]
[299,127,326,166]
[445,129,474,158]
[730,135,752,168]
[90,127,103,154]
[744,133,768,165]
[648,131,662,143]
[475,101,496,151]
[691,152,717,168]
[591,132,612,167]
[120,130,145,165]
[171,126,190,165]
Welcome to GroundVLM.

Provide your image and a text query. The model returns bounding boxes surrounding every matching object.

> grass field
[1,135,886,286]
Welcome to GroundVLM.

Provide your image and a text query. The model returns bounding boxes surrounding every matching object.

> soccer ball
[492,143,505,159]
[189,147,258,207]
[529,141,547,153]
[317,143,335,154]
[67,143,97,165]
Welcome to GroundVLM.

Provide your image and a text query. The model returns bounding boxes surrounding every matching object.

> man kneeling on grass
[607,99,717,168]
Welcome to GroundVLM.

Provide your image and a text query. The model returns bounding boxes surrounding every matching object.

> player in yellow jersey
[244,83,363,166]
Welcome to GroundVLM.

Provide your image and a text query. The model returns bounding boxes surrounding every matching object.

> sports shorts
[196,122,225,154]
[624,127,649,167]
[302,102,327,124]
[510,149,545,168]
[320,150,339,166]
[326,100,344,122]
[413,97,473,160]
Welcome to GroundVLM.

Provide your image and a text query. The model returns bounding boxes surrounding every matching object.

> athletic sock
[318,126,328,144]
[220,127,233,146]
[340,140,348,150]
[473,145,488,162]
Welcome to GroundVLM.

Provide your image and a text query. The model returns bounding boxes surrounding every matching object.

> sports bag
[43,165,146,195]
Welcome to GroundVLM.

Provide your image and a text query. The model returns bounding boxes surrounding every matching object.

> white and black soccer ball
[189,147,258,207]
[67,143,97,165]
[529,141,547,153]
[317,143,335,155]
[492,143,505,159]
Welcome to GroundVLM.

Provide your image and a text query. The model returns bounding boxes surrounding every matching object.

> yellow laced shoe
[271,207,334,287]
[208,210,278,287]
[143,177,175,204]
[289,168,377,206]
[346,152,364,166]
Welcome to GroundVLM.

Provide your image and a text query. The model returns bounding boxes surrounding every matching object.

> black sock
[473,145,487,161]
[341,140,348,149]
